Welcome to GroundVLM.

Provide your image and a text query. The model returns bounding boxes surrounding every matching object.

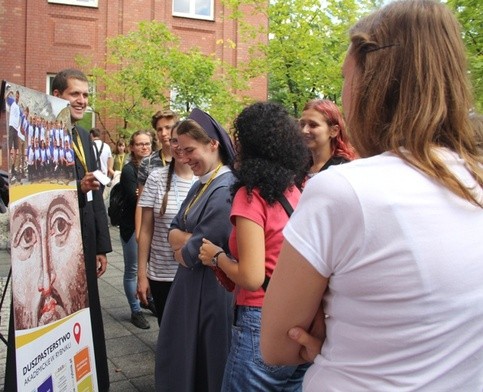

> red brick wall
[0,0,268,127]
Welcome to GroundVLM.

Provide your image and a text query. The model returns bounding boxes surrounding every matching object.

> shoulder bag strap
[262,194,293,291]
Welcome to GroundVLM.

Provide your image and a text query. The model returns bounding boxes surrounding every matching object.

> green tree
[266,0,380,117]
[447,0,483,112]
[81,21,254,138]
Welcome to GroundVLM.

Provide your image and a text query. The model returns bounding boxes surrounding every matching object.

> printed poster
[2,80,98,391]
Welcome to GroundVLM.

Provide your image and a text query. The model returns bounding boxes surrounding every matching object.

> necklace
[183,163,222,223]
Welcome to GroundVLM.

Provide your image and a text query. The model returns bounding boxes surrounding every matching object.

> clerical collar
[199,165,231,184]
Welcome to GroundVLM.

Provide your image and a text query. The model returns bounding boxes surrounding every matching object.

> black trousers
[148,279,172,326]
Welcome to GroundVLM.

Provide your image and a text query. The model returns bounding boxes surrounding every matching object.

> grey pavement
[0,217,159,391]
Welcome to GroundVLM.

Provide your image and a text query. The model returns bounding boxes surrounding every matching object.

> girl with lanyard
[137,122,197,326]
[155,109,236,392]
[112,138,127,171]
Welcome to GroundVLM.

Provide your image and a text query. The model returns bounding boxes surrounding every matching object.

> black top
[119,161,138,242]
[319,155,350,172]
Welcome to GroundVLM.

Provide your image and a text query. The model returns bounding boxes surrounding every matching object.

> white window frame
[48,0,98,8]
[172,0,214,21]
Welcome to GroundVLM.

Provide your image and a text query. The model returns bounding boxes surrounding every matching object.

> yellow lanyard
[183,163,222,223]
[116,153,125,168]
[161,151,166,166]
[72,129,88,173]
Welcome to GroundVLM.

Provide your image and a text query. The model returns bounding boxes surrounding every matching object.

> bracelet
[211,250,225,267]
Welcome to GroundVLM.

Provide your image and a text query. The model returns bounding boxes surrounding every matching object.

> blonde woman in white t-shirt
[261,1,483,391]
[137,123,196,325]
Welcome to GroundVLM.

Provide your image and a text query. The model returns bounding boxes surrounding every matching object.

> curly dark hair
[232,102,309,205]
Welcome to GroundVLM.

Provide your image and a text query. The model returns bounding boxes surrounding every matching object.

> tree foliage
[80,21,254,138]
[266,0,381,117]
[79,0,481,139]
[447,0,483,112]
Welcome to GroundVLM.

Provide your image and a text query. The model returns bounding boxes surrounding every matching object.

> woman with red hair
[299,99,356,179]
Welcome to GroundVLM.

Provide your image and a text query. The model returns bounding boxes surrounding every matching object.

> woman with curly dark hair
[199,101,309,391]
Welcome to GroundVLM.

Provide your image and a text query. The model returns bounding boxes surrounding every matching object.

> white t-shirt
[284,149,483,392]
[9,101,20,131]
[138,166,196,281]
[92,139,112,176]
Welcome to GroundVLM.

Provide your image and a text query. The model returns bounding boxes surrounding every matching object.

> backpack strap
[262,194,293,291]
[277,193,294,216]
[93,141,104,171]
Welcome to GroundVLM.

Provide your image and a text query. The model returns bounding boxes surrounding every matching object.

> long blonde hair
[347,0,482,206]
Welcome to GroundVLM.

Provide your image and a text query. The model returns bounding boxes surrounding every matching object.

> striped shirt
[138,166,196,281]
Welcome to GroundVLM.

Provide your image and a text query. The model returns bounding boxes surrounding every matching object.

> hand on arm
[288,303,327,363]
[261,240,328,365]
[198,217,265,291]
[169,228,192,267]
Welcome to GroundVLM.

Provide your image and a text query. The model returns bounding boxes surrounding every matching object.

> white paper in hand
[93,170,111,186]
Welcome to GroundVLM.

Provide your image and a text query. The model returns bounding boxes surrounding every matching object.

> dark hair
[232,102,309,204]
[159,121,181,215]
[89,128,101,138]
[52,69,88,95]
[114,138,127,154]
[151,109,179,130]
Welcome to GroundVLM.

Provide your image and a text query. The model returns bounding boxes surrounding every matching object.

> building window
[173,0,214,21]
[46,74,95,130]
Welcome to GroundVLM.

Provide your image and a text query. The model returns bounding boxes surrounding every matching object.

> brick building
[0,0,268,170]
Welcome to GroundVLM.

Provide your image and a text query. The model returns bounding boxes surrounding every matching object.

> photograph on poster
[10,190,88,330]
[5,82,74,185]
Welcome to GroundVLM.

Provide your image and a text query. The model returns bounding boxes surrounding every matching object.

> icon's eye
[50,208,73,247]
[13,220,38,261]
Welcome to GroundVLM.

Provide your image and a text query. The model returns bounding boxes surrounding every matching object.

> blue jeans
[121,233,141,313]
[221,306,309,392]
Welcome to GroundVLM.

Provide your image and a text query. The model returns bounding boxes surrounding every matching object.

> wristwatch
[211,250,225,267]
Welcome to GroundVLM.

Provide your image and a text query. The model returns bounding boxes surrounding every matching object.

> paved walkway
[0,224,159,392]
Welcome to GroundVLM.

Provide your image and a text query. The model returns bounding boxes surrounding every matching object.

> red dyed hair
[303,99,357,160]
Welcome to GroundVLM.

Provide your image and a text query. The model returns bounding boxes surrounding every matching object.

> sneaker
[131,312,150,329]
[141,300,158,317]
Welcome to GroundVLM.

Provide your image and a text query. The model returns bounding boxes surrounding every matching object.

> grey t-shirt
[137,149,168,186]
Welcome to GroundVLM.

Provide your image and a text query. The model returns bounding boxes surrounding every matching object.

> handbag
[210,265,236,292]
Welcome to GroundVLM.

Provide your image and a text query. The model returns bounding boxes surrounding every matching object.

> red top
[229,186,301,307]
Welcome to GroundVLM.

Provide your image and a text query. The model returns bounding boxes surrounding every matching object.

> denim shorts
[221,306,309,392]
